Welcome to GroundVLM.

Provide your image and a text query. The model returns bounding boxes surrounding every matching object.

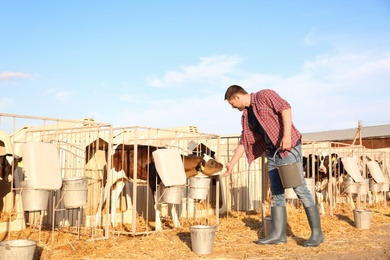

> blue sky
[1,1,389,135]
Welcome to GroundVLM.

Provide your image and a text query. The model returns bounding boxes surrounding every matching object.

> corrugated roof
[302,124,390,142]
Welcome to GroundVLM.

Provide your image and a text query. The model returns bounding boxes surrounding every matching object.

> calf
[112,144,223,194]
[0,154,21,183]
[303,154,319,178]
[314,153,346,214]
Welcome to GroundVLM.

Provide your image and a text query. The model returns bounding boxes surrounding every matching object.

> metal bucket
[357,178,369,195]
[0,239,36,260]
[273,147,303,189]
[62,177,88,208]
[353,209,372,229]
[381,178,390,192]
[162,186,184,204]
[190,225,216,255]
[20,181,50,211]
[369,178,381,192]
[343,177,358,194]
[189,176,211,200]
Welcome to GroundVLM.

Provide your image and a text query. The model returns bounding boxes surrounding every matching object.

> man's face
[227,95,245,111]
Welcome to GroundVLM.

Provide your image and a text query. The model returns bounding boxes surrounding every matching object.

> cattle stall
[105,126,223,236]
[0,113,113,241]
[300,140,390,216]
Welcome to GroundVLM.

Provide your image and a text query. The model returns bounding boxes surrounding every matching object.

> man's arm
[222,144,245,176]
[281,108,292,150]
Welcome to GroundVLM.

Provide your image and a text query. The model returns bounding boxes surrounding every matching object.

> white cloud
[114,51,390,134]
[147,55,244,88]
[279,52,390,132]
[113,94,241,134]
[0,71,31,80]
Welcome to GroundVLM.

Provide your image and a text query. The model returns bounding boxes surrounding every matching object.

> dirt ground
[1,201,389,260]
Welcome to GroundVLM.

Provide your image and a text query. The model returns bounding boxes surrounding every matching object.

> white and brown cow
[304,152,346,215]
[0,154,21,183]
[112,144,223,194]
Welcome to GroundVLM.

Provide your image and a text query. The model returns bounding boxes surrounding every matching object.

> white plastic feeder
[341,157,364,183]
[152,149,186,187]
[22,142,62,190]
[21,142,62,212]
[366,161,385,183]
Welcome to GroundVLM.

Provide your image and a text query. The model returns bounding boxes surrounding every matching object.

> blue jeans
[267,143,315,207]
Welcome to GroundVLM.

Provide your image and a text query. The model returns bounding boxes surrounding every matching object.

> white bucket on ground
[62,177,88,208]
[0,239,36,260]
[353,209,372,229]
[190,225,216,255]
[20,181,50,211]
[163,186,184,204]
[189,176,210,200]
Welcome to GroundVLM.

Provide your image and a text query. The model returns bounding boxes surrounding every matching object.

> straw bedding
[1,201,389,259]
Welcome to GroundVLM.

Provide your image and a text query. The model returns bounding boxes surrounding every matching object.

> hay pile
[1,202,389,259]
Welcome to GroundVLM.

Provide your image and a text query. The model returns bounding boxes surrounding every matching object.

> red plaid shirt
[239,89,302,164]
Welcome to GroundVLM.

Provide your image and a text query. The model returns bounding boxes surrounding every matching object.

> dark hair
[224,85,248,100]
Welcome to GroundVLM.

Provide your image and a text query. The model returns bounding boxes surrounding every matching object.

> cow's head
[318,152,328,174]
[197,154,223,176]
[0,154,21,182]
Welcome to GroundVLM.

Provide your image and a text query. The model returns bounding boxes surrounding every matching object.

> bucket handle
[273,146,302,167]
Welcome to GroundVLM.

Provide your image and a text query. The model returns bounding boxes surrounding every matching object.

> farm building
[302,122,390,149]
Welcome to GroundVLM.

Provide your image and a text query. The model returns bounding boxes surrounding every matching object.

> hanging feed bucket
[381,178,390,192]
[369,178,381,192]
[0,239,36,260]
[343,177,358,194]
[62,177,88,208]
[162,186,184,204]
[20,181,50,211]
[190,225,216,255]
[353,209,372,229]
[189,176,211,200]
[273,147,303,189]
[357,178,369,195]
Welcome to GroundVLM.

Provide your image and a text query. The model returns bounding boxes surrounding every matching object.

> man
[223,85,324,247]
